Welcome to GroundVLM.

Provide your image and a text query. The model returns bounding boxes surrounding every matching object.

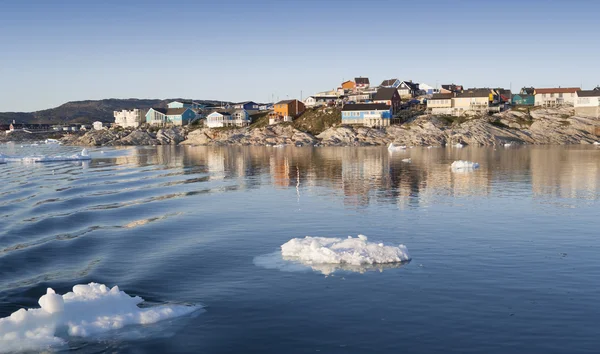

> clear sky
[1,0,599,112]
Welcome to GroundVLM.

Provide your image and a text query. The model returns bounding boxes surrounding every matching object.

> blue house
[233,101,259,111]
[146,107,196,126]
[511,94,534,106]
[167,100,203,110]
[341,103,392,127]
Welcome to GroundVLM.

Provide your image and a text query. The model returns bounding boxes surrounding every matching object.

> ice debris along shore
[0,149,90,163]
[387,143,406,152]
[450,160,480,172]
[0,283,200,353]
[281,235,411,267]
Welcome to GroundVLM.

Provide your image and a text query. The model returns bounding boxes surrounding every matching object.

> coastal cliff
[1,108,598,147]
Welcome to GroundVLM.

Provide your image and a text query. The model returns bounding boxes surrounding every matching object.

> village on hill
[3,77,600,135]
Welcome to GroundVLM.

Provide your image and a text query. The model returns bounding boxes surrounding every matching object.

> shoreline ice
[0,149,91,163]
[0,282,200,353]
[388,143,406,152]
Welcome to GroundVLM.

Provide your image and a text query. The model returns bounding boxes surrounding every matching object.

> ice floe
[453,143,464,148]
[593,141,600,145]
[451,160,480,172]
[388,143,406,152]
[0,149,91,163]
[255,235,411,275]
[0,282,200,353]
[504,142,513,147]
[402,158,412,163]
[44,138,62,145]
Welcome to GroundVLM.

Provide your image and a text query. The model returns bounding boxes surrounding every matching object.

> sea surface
[1,143,599,353]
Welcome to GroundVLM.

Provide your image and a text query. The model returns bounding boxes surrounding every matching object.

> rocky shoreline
[1,108,599,147]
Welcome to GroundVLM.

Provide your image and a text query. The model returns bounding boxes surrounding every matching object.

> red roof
[535,88,580,94]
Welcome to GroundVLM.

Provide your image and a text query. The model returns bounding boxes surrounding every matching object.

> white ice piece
[453,143,464,148]
[593,141,600,145]
[402,158,412,163]
[281,235,411,268]
[0,283,199,353]
[388,143,406,152]
[451,160,480,172]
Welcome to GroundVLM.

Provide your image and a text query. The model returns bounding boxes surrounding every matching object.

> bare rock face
[156,127,185,145]
[180,128,213,145]
[179,125,318,146]
[113,130,159,146]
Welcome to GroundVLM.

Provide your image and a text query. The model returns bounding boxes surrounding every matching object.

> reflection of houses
[268,99,305,125]
[270,155,291,188]
[145,107,196,126]
[534,88,580,107]
[114,109,144,128]
[341,104,392,127]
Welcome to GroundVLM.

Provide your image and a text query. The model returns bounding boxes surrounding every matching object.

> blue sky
[1,0,599,112]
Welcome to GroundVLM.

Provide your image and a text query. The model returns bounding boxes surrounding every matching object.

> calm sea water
[1,143,599,353]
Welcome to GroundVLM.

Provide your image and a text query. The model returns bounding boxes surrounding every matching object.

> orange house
[341,80,356,90]
[269,99,305,124]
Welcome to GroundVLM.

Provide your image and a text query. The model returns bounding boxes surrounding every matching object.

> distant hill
[0,98,226,125]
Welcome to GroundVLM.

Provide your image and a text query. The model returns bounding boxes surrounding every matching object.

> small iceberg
[0,149,91,163]
[453,143,464,148]
[388,143,406,152]
[593,141,600,145]
[451,160,480,172]
[282,235,410,267]
[504,142,513,147]
[0,283,200,353]
[402,158,412,163]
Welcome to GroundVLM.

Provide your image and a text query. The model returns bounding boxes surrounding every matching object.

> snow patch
[0,283,200,353]
[0,149,91,163]
[451,160,480,172]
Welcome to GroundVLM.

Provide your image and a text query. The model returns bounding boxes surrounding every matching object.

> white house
[93,121,104,130]
[206,111,249,128]
[397,81,420,97]
[427,93,454,115]
[452,90,490,115]
[114,109,144,128]
[575,90,600,118]
[534,88,580,107]
[419,83,436,95]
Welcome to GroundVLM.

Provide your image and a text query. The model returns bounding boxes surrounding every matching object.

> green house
[512,94,534,106]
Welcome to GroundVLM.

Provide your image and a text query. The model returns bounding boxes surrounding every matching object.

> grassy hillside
[292,107,341,135]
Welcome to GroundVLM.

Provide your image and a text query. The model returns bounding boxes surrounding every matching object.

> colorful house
[167,100,203,110]
[232,101,259,111]
[341,103,392,127]
[511,94,534,106]
[268,99,305,124]
[145,107,196,126]
[453,89,490,115]
[397,81,420,97]
[373,87,401,113]
[341,80,356,90]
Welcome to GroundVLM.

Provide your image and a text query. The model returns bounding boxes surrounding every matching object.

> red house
[373,87,401,113]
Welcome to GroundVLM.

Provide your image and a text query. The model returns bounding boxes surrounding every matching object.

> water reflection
[101,145,600,205]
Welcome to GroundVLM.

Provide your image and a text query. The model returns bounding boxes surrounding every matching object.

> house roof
[234,101,257,105]
[373,87,398,101]
[355,77,370,85]
[275,99,298,104]
[342,103,391,112]
[400,81,419,91]
[170,100,194,104]
[209,111,231,116]
[151,107,192,115]
[441,84,463,91]
[456,89,490,98]
[577,90,600,97]
[431,93,454,100]
[535,87,580,94]
[380,79,398,87]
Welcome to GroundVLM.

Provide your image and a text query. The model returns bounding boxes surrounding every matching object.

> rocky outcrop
[156,127,185,145]
[180,125,318,146]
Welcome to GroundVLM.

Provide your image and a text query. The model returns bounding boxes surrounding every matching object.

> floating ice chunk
[44,138,62,145]
[0,282,200,353]
[402,158,411,163]
[0,149,91,163]
[388,143,406,152]
[504,142,512,147]
[453,143,464,148]
[280,235,411,267]
[593,141,600,145]
[451,160,480,172]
